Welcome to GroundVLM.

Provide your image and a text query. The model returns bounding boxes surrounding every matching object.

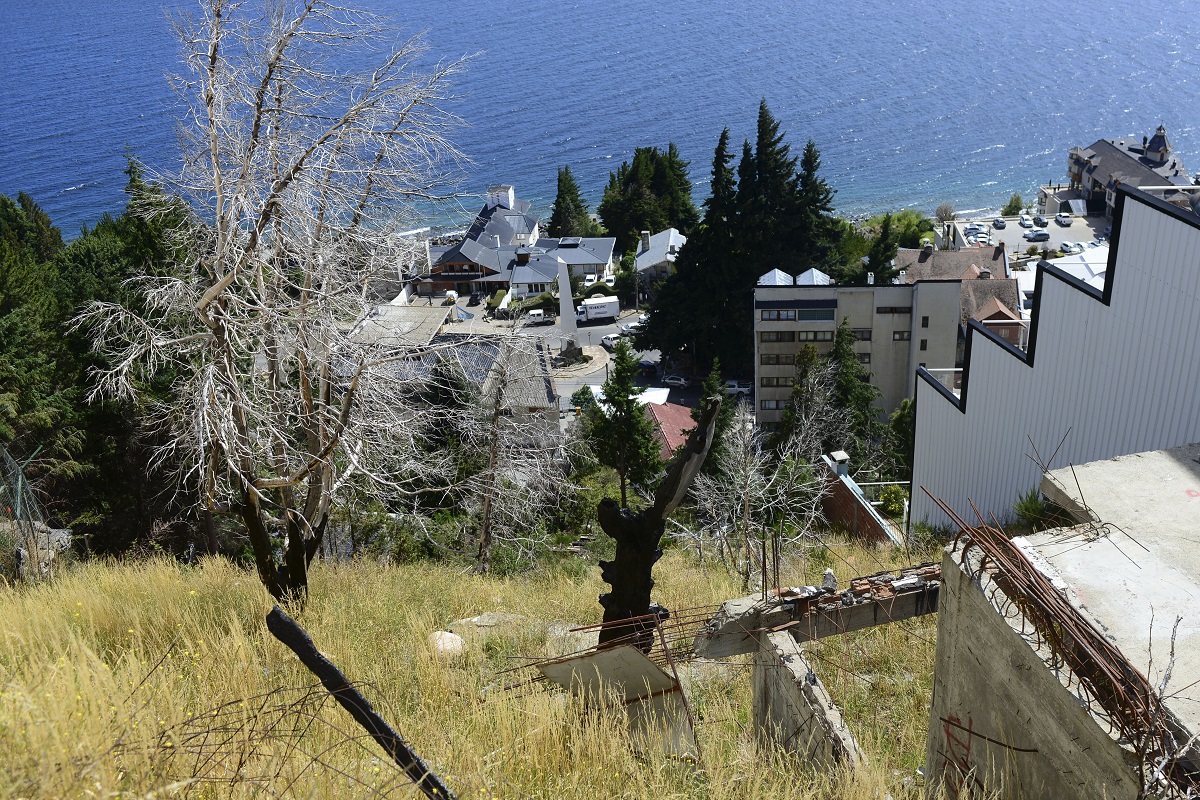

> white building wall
[911,188,1200,529]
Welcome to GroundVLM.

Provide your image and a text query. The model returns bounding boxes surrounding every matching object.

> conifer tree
[548,165,601,238]
[599,144,698,255]
[583,340,660,507]
[795,139,842,275]
[864,212,900,285]
[828,317,884,461]
[692,358,735,474]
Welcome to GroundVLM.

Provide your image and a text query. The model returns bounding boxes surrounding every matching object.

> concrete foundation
[925,544,1140,799]
[753,631,864,768]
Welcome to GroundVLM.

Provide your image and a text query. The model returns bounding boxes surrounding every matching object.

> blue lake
[3,0,1198,235]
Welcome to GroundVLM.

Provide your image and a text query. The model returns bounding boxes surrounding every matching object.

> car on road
[600,333,621,350]
[1055,212,1074,226]
[993,217,1006,229]
[1033,215,1048,227]
[1019,214,1033,228]
[723,379,753,398]
[621,320,643,336]
[467,292,482,306]
[1060,241,1083,255]
[662,374,690,389]
[1023,228,1050,242]
[638,312,649,325]
[638,359,657,377]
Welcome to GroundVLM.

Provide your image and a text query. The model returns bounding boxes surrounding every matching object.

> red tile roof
[645,402,696,460]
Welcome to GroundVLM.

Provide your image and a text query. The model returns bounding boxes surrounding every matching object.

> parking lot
[958,214,1109,257]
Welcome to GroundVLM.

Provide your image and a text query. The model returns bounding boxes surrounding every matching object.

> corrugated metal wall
[911,189,1200,529]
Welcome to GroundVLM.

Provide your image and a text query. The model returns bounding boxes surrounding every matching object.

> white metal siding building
[911,186,1200,529]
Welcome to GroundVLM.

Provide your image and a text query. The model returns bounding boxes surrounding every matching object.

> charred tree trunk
[597,396,721,649]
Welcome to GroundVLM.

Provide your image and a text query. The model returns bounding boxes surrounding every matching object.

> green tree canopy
[547,165,603,238]
[642,103,843,371]
[598,144,698,255]
[582,340,660,507]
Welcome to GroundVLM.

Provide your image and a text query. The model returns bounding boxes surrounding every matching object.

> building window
[796,309,836,321]
[760,353,796,365]
[920,339,928,351]
[852,328,872,341]
[761,309,797,321]
[877,306,912,314]
[759,331,797,343]
[760,399,785,410]
[921,316,929,328]
[760,376,795,388]
[797,330,834,342]
[856,353,871,364]
[893,331,911,341]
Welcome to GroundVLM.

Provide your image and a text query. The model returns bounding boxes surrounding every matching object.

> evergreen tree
[794,139,842,276]
[888,397,915,478]
[547,165,601,238]
[693,358,735,474]
[864,212,900,285]
[599,144,698,255]
[828,318,884,462]
[582,339,660,507]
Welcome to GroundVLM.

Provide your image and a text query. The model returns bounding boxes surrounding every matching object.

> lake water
[3,0,1198,235]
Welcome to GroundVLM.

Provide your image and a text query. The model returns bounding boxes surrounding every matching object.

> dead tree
[597,396,721,649]
[80,0,468,604]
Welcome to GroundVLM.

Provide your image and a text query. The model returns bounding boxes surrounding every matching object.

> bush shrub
[878,484,908,518]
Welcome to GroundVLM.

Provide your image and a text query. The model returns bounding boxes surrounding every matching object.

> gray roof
[348,305,450,349]
[961,278,1020,323]
[511,254,564,286]
[480,338,557,412]
[1075,136,1191,189]
[537,236,616,267]
[898,246,1006,282]
[634,228,687,272]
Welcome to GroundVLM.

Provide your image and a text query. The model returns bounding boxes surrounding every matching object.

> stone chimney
[640,231,651,253]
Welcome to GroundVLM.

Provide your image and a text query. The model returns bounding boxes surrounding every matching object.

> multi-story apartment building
[753,245,1018,427]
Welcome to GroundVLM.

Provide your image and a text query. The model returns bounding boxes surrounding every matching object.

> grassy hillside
[0,541,948,798]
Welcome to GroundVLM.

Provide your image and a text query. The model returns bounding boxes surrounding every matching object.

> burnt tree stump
[597,396,721,649]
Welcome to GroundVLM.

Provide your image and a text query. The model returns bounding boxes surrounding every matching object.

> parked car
[467,291,482,306]
[638,359,658,377]
[583,275,598,288]
[1033,215,1048,227]
[638,312,649,325]
[993,217,1006,229]
[600,333,621,350]
[723,379,753,398]
[1019,214,1033,228]
[1055,212,1074,226]
[1060,241,1083,255]
[662,374,690,389]
[1023,228,1050,242]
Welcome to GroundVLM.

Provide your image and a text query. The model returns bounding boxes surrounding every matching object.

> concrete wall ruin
[925,545,1139,799]
[752,631,864,769]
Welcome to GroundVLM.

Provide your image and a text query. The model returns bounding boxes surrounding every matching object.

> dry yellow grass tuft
[0,540,960,799]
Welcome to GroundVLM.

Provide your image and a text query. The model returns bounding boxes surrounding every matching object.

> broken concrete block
[753,631,864,769]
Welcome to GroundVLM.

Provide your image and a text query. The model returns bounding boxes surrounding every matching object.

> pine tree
[583,340,660,507]
[828,318,884,461]
[693,358,735,474]
[548,165,598,238]
[599,145,698,255]
[795,139,841,275]
[865,212,900,285]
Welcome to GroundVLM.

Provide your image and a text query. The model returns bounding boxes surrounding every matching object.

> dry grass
[0,538,948,799]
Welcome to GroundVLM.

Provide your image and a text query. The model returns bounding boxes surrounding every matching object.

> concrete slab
[1034,442,1200,737]
[537,645,696,757]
